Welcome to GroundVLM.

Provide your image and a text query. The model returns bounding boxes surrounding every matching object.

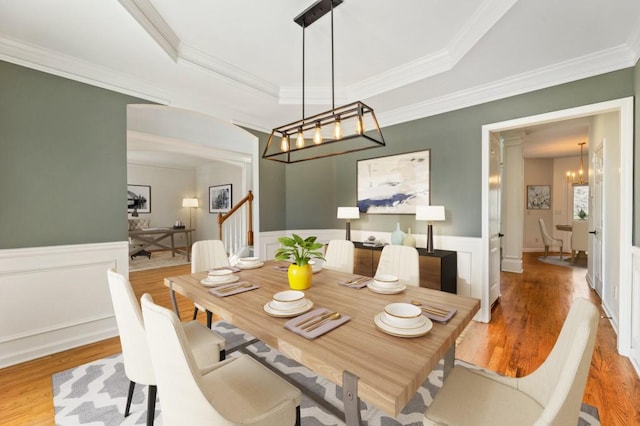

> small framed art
[527,185,551,209]
[209,184,232,213]
[127,184,151,214]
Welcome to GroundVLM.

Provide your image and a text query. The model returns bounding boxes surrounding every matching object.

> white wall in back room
[127,163,195,247]
[523,158,554,251]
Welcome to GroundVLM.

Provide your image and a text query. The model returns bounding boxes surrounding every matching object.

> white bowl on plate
[271,290,306,311]
[238,256,260,266]
[373,274,399,289]
[206,269,234,282]
[383,303,423,328]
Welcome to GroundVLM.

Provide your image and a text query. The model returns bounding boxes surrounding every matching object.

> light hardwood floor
[0,253,638,425]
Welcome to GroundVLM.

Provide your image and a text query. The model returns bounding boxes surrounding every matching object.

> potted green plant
[578,209,587,220]
[274,234,325,290]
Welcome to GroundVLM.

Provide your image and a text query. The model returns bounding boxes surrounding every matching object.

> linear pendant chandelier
[262,0,385,164]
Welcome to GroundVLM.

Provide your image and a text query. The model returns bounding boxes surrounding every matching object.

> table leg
[342,370,362,425]
[168,282,181,320]
[443,344,455,379]
[170,234,176,257]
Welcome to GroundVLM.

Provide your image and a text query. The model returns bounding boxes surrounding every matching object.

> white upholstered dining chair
[375,245,420,286]
[571,220,589,263]
[322,240,355,274]
[141,293,302,426]
[424,297,599,426]
[191,240,231,327]
[538,218,563,260]
[107,269,226,425]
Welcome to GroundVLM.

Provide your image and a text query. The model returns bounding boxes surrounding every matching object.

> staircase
[218,190,254,259]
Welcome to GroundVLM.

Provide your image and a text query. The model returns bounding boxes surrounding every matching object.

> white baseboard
[0,241,129,368]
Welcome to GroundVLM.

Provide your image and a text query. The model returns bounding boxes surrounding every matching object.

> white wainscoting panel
[259,230,487,322]
[629,246,640,375]
[0,241,129,368]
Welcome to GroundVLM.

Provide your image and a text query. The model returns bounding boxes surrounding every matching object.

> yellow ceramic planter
[288,263,313,290]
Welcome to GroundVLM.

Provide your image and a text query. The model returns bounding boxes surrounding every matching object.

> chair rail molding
[0,241,128,368]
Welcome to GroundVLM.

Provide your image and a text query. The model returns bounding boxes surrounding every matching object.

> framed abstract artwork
[127,184,151,214]
[527,185,551,209]
[357,150,430,214]
[209,184,232,213]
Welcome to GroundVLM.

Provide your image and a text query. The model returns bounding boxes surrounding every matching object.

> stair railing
[217,190,253,256]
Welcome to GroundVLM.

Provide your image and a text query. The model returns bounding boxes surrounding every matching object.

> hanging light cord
[331,1,335,110]
[302,25,305,119]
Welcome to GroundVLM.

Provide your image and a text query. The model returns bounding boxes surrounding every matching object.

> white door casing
[489,133,503,305]
[481,97,633,362]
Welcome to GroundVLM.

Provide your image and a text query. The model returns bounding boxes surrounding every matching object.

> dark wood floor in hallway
[0,253,638,425]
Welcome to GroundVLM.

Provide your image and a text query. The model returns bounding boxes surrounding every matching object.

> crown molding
[448,0,519,63]
[117,0,180,61]
[626,17,640,61]
[0,36,170,104]
[281,0,518,104]
[178,45,279,98]
[378,44,638,128]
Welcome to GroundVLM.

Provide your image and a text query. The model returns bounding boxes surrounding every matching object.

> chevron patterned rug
[53,322,601,425]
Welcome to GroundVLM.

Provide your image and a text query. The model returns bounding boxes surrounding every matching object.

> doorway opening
[481,98,633,360]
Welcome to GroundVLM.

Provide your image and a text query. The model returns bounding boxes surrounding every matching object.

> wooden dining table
[164,260,480,425]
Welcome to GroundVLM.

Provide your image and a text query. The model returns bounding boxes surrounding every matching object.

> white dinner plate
[379,313,429,330]
[200,275,240,287]
[263,299,314,317]
[366,282,406,294]
[237,261,265,270]
[374,312,433,337]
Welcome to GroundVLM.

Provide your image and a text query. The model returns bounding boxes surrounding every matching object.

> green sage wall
[261,68,635,238]
[0,61,149,249]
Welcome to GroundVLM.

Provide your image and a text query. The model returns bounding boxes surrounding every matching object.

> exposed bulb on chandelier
[334,117,343,140]
[280,134,290,152]
[296,128,305,148]
[313,122,323,144]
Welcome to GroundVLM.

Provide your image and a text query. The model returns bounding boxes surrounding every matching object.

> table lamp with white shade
[182,197,199,229]
[416,205,445,253]
[337,207,360,241]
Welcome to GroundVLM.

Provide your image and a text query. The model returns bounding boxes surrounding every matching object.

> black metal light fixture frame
[262,0,385,164]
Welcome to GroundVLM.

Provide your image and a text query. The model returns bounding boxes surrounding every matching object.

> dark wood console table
[353,242,457,294]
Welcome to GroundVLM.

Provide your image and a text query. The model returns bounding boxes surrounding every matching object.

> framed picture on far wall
[527,185,551,209]
[209,184,232,213]
[127,184,151,214]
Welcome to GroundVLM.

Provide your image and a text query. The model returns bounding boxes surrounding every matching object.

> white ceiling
[1,0,638,162]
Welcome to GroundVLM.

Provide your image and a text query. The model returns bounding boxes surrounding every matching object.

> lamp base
[426,223,434,253]
[345,222,351,241]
